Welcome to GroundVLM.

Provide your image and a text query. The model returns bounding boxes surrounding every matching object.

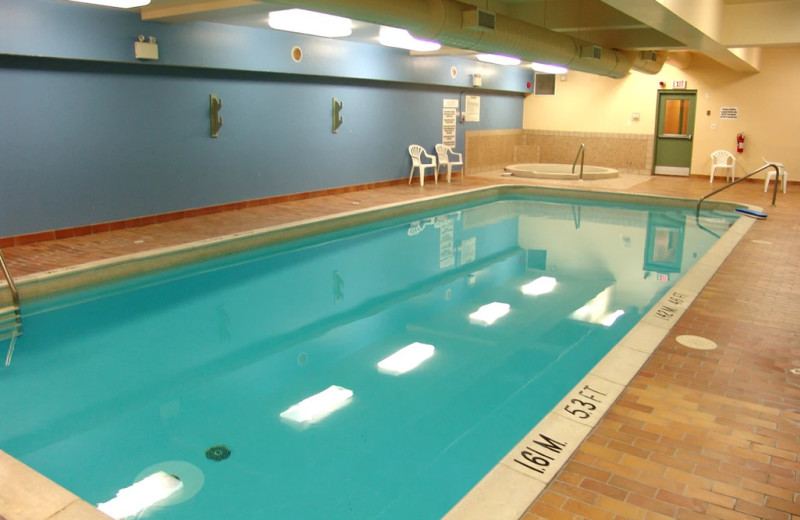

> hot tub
[505,163,619,180]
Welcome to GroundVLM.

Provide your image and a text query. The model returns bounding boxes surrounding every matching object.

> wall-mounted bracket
[332,97,343,133]
[210,94,223,138]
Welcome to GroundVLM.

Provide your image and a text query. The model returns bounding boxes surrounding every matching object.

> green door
[654,91,696,176]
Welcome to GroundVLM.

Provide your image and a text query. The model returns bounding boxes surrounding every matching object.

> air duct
[258,0,644,78]
[625,50,668,74]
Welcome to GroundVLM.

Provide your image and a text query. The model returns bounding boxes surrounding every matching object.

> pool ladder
[696,162,782,215]
[0,248,22,367]
[572,143,585,181]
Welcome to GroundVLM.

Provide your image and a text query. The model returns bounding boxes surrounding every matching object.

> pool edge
[442,207,758,520]
[10,184,746,305]
[0,186,756,520]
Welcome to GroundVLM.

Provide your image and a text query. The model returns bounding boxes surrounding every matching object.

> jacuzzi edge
[442,204,758,520]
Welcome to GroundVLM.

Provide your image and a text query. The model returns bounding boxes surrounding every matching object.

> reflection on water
[0,198,736,520]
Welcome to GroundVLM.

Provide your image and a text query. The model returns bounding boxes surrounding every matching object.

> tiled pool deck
[1,173,798,520]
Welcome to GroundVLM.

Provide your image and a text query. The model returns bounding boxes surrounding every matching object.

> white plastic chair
[435,144,464,183]
[762,158,788,193]
[408,145,437,186]
[709,150,736,183]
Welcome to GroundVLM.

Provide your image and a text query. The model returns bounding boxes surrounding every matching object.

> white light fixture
[379,27,441,52]
[571,287,611,324]
[280,385,353,425]
[66,0,150,6]
[378,342,435,375]
[268,9,352,38]
[531,62,568,74]
[469,302,511,326]
[601,309,625,327]
[476,54,521,66]
[521,276,558,296]
[97,471,183,520]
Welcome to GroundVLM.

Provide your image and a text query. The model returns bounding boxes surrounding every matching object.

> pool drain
[205,445,231,461]
[676,335,718,350]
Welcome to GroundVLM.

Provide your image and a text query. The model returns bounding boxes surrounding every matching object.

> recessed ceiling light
[521,276,558,296]
[476,54,521,66]
[97,471,182,520]
[469,302,511,326]
[377,342,435,375]
[379,27,441,52]
[268,9,352,38]
[66,0,150,7]
[280,385,354,425]
[531,62,568,74]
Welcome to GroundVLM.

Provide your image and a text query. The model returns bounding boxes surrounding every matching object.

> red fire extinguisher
[736,133,745,153]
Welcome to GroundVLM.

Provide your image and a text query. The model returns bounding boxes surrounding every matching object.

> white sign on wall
[720,107,739,120]
[464,95,481,122]
[442,107,457,147]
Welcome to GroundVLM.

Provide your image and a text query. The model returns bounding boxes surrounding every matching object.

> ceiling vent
[640,50,658,62]
[580,45,602,60]
[463,9,495,31]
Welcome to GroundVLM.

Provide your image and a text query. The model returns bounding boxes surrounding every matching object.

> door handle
[658,134,693,140]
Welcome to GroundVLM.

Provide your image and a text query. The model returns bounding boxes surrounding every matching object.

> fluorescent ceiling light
[66,0,150,6]
[571,287,625,326]
[476,54,521,66]
[469,301,511,326]
[268,9,352,38]
[97,471,183,520]
[571,287,611,324]
[378,342,435,375]
[280,385,353,425]
[601,309,625,327]
[521,276,557,296]
[531,62,568,74]
[378,27,441,52]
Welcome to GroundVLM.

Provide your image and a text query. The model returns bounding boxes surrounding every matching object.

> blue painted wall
[0,0,528,237]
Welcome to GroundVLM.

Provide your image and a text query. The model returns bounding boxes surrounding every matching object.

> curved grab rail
[572,143,586,181]
[0,249,19,310]
[696,163,781,216]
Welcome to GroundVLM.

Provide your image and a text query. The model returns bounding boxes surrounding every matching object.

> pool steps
[0,304,21,341]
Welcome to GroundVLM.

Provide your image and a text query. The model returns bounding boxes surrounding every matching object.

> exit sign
[673,80,687,89]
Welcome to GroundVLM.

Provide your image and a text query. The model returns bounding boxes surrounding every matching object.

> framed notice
[442,108,457,147]
[720,107,739,120]
[464,95,480,122]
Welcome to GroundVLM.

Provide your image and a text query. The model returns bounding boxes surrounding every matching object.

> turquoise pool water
[0,193,736,519]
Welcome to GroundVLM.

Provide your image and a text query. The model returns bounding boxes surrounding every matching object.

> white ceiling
[137,0,800,72]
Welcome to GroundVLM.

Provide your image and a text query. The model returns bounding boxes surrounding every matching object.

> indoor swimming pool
[0,188,746,520]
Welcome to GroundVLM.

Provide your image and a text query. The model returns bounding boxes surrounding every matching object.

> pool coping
[0,185,758,520]
[7,185,747,305]
[443,196,758,519]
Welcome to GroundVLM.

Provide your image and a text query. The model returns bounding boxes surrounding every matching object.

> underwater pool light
[379,27,441,52]
[280,385,353,425]
[378,342,435,375]
[469,302,510,326]
[521,276,557,296]
[97,471,183,520]
[268,9,352,38]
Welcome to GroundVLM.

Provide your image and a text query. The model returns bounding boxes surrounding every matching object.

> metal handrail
[0,248,19,311]
[572,143,586,181]
[696,163,781,215]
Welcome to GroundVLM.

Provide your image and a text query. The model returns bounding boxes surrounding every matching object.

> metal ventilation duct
[259,0,659,78]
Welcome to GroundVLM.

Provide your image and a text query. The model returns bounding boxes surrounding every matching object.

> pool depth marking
[645,289,692,327]
[501,372,625,483]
